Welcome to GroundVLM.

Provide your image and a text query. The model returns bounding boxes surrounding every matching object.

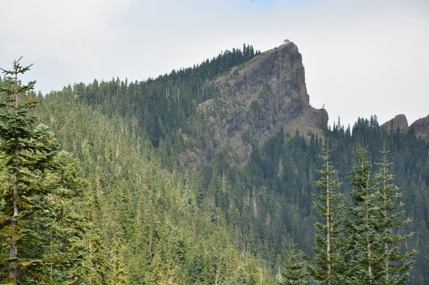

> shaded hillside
[197,116,429,284]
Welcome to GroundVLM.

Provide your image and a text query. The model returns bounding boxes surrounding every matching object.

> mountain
[410,115,429,142]
[382,114,429,142]
[190,42,327,166]
[2,42,427,284]
[381,114,409,133]
[39,43,428,284]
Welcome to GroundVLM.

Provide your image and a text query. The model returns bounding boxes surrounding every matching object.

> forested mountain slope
[32,93,276,284]
[40,43,429,284]
[3,42,428,284]
[67,42,327,168]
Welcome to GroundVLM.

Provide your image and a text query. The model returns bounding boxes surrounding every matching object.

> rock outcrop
[410,115,429,142]
[380,114,409,134]
[193,42,327,165]
[381,114,429,143]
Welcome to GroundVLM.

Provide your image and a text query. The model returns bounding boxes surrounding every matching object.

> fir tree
[374,147,415,284]
[109,231,128,285]
[308,145,345,285]
[345,145,383,284]
[280,242,309,285]
[0,58,58,283]
[0,59,106,284]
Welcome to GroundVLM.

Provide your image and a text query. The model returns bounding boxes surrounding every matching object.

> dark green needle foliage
[280,242,310,285]
[0,59,107,284]
[374,147,415,284]
[343,145,415,285]
[0,58,54,284]
[1,44,423,284]
[308,145,345,285]
[345,145,382,284]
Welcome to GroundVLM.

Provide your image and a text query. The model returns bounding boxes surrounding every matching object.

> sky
[1,0,428,127]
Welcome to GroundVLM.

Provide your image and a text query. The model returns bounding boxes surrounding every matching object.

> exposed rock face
[195,42,327,165]
[381,114,429,143]
[381,114,409,133]
[410,115,429,142]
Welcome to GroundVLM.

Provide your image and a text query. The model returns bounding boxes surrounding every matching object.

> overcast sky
[1,0,428,127]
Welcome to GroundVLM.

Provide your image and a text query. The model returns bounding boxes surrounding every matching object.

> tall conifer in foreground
[0,58,57,283]
[343,145,416,284]
[308,145,345,285]
[374,147,415,284]
[346,145,380,284]
[0,59,107,284]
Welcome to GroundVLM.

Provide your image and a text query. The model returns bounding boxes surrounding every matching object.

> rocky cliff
[381,114,429,142]
[185,42,328,166]
[410,115,429,142]
[381,114,409,134]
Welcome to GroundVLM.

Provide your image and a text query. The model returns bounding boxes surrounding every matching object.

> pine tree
[374,147,415,284]
[308,145,345,285]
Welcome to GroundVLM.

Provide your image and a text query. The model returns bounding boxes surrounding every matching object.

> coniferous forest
[1,45,428,284]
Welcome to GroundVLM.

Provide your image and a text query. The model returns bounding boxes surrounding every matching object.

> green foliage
[344,145,380,284]
[306,144,416,284]
[7,44,426,285]
[308,145,345,285]
[0,59,108,284]
[68,44,260,149]
[280,243,310,285]
[334,145,415,284]
[373,148,416,284]
[34,88,273,284]
[109,232,128,285]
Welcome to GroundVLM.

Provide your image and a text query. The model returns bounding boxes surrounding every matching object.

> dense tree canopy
[1,45,427,284]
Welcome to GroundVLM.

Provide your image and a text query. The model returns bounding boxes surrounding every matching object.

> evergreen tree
[232,266,249,285]
[308,145,345,285]
[345,146,379,284]
[280,242,309,285]
[0,58,58,283]
[45,150,109,284]
[343,145,416,284]
[0,59,105,284]
[109,231,128,285]
[374,147,415,284]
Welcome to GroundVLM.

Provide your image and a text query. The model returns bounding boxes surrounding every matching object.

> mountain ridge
[27,41,429,285]
[181,42,328,167]
[381,114,429,142]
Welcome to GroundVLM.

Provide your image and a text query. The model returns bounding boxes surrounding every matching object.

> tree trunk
[10,144,20,282]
